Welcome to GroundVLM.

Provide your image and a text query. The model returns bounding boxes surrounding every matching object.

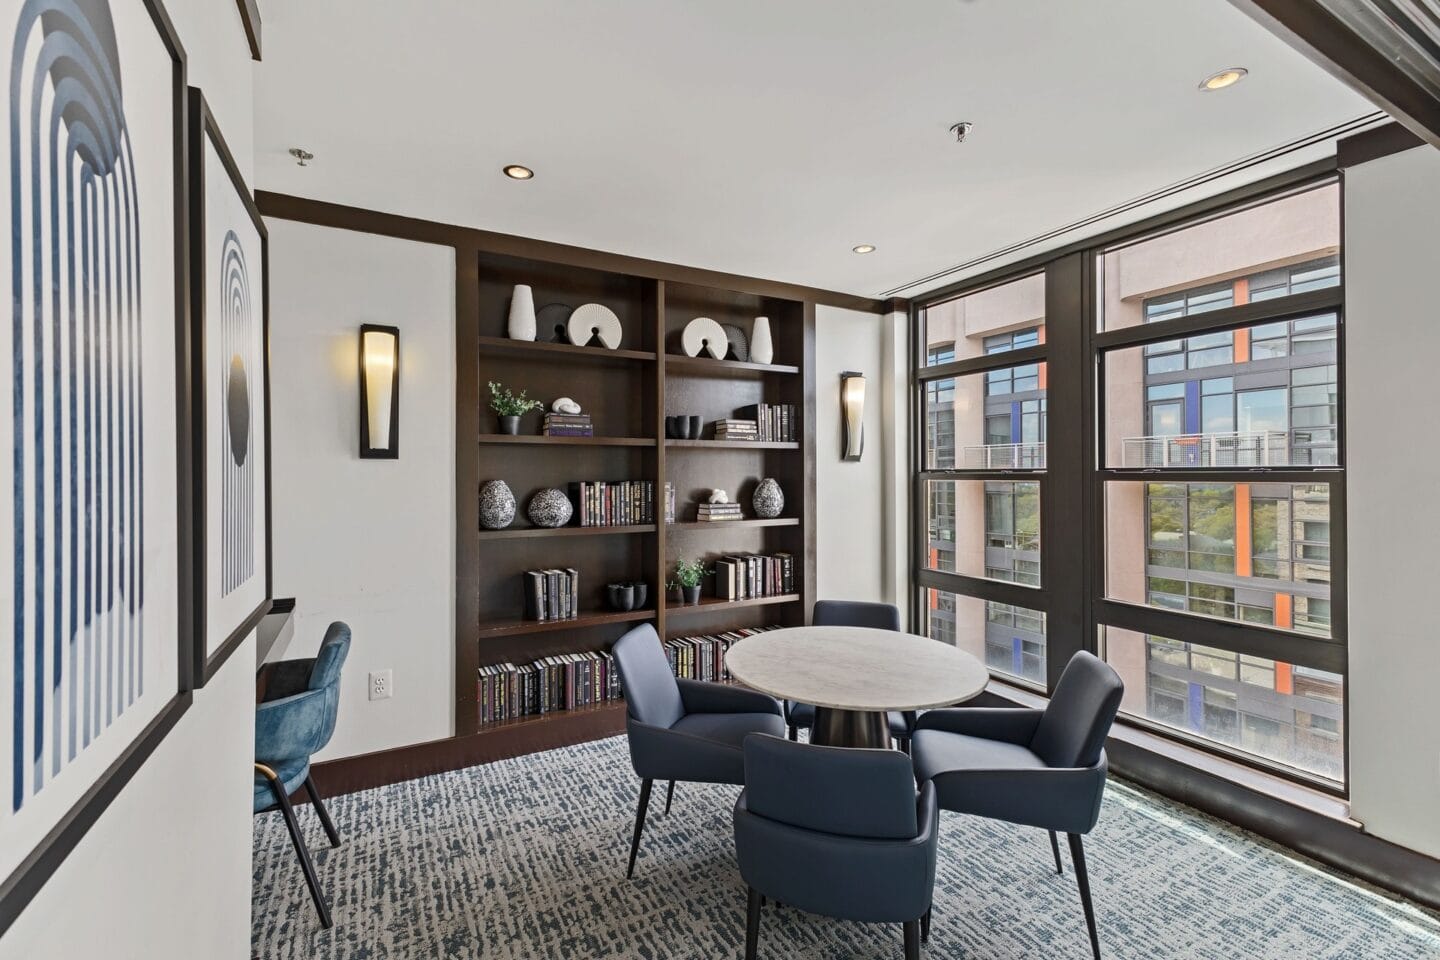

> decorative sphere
[527,488,574,528]
[480,480,516,530]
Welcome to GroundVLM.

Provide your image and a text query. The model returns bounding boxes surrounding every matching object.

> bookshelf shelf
[476,335,656,363]
[664,353,800,376]
[665,439,799,450]
[665,594,801,616]
[477,523,657,540]
[478,434,655,447]
[668,518,801,530]
[475,608,656,640]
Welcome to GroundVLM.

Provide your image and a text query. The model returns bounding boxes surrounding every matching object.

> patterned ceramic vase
[479,480,516,529]
[752,478,784,518]
[528,487,574,528]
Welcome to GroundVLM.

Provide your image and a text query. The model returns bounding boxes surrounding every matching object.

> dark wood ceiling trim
[254,191,889,313]
[1337,120,1425,167]
[1228,0,1440,150]
[235,0,261,60]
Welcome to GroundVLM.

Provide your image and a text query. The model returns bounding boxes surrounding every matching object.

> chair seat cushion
[786,702,913,738]
[254,757,310,813]
[671,711,786,750]
[911,729,1046,783]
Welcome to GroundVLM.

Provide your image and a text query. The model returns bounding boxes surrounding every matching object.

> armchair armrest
[255,688,329,764]
[929,755,1109,835]
[677,678,782,716]
[913,707,1043,745]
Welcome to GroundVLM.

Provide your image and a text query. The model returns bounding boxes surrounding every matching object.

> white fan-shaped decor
[567,303,623,349]
[682,317,728,359]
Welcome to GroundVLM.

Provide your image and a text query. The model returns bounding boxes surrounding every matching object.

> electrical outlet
[368,669,393,701]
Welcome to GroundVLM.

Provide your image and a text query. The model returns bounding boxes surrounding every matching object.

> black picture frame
[358,323,401,459]
[186,86,273,689]
[0,0,194,936]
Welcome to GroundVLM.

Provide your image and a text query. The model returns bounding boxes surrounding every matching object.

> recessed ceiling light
[1199,67,1248,91]
[852,244,876,255]
[503,164,535,180]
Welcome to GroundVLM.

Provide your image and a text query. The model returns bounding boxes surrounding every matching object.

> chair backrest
[307,622,351,750]
[1030,651,1124,769]
[812,600,901,632]
[612,623,685,729]
[743,734,918,839]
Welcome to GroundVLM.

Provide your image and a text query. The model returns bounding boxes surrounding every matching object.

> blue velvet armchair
[734,735,938,960]
[911,651,1123,960]
[255,621,351,929]
[786,601,916,750]
[611,623,785,878]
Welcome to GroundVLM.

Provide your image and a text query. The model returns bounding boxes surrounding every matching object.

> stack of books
[543,413,593,437]
[713,553,795,600]
[664,626,780,682]
[523,568,579,621]
[570,480,665,526]
[737,403,797,442]
[477,651,621,722]
[696,501,744,522]
[713,418,758,441]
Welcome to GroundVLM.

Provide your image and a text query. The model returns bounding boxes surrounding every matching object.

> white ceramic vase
[508,284,536,341]
[750,316,773,365]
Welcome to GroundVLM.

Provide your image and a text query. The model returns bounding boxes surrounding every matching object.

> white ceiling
[253,0,1378,299]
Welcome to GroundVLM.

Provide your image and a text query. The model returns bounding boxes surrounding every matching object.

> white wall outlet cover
[368,669,394,701]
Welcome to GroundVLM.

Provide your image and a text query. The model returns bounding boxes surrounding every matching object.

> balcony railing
[1121,431,1288,468]
[958,442,1047,470]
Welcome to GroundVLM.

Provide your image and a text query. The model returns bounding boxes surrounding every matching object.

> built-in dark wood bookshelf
[461,260,818,742]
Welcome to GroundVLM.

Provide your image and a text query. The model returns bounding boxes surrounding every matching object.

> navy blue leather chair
[612,623,785,877]
[254,622,351,928]
[734,735,938,960]
[786,601,916,750]
[911,651,1123,960]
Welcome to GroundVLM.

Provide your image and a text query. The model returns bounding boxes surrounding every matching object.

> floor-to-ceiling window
[911,178,1347,789]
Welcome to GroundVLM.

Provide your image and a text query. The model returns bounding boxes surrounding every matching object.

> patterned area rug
[252,736,1440,959]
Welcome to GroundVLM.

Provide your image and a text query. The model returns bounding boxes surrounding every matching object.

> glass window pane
[926,480,1041,585]
[1099,182,1340,332]
[1105,482,1332,638]
[923,274,1045,365]
[1101,626,1344,780]
[923,589,1046,685]
[923,364,1047,469]
[1104,314,1338,468]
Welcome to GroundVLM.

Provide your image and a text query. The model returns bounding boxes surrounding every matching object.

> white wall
[815,307,888,605]
[0,2,258,957]
[1343,144,1440,859]
[266,220,457,760]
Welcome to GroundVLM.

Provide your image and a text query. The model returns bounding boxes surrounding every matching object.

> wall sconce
[840,371,865,461]
[359,324,400,459]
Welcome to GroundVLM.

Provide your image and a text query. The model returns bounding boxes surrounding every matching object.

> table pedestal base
[811,707,892,749]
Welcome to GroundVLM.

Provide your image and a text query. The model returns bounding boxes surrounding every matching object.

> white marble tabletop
[725,625,989,712]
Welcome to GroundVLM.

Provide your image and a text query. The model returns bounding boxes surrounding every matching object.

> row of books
[477,651,621,723]
[714,553,795,600]
[542,413,593,437]
[569,481,674,527]
[713,418,758,441]
[738,403,797,442]
[523,568,580,621]
[696,501,744,522]
[664,626,780,682]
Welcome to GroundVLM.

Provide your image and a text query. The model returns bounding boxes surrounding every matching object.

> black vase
[665,416,682,439]
[629,582,648,609]
[687,415,703,439]
[607,583,636,612]
[498,415,521,435]
[681,584,701,605]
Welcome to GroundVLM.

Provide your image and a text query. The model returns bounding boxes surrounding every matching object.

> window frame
[909,168,1348,794]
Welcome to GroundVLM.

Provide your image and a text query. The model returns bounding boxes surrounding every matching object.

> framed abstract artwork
[0,0,193,933]
[187,87,271,687]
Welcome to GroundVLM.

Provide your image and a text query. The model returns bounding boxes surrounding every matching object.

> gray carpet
[252,736,1440,958]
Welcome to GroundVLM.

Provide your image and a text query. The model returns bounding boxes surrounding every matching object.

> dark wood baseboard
[307,702,627,798]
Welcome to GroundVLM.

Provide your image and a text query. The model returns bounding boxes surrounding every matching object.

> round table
[725,626,989,748]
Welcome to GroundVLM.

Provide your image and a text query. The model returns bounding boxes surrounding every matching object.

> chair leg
[787,725,798,741]
[269,777,332,928]
[306,773,341,848]
[1049,829,1063,875]
[1067,833,1102,960]
[626,778,653,879]
[903,919,920,960]
[664,780,675,815]
[921,905,932,943]
[745,886,762,960]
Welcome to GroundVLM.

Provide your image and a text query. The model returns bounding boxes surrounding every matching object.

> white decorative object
[682,317,728,359]
[551,397,582,415]
[750,316,774,365]
[508,284,536,341]
[709,489,730,504]
[568,303,623,349]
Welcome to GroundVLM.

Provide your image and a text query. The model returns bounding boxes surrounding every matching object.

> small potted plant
[668,558,711,605]
[488,380,543,435]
